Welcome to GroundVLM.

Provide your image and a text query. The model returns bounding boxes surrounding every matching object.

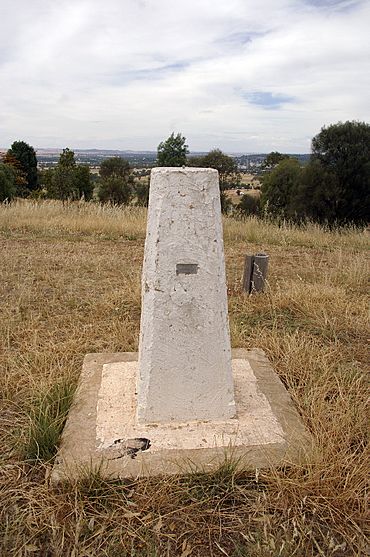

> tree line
[0,144,148,206]
[0,143,93,202]
[157,132,241,212]
[1,120,368,225]
[153,122,370,224]
[260,121,370,225]
[0,136,241,210]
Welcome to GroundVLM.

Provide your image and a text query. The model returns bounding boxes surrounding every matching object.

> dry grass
[239,174,261,188]
[0,199,147,241]
[1,199,367,251]
[224,189,261,206]
[0,200,369,556]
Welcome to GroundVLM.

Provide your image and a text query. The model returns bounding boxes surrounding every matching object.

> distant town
[0,147,310,175]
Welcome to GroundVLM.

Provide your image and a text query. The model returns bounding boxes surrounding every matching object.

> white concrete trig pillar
[137,167,236,423]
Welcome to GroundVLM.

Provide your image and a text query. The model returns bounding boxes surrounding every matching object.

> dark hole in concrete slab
[109,437,151,460]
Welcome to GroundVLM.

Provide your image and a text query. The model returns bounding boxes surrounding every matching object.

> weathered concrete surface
[51,350,311,483]
[137,168,235,423]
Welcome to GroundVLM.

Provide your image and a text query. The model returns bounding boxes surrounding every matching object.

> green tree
[238,193,261,216]
[261,151,289,169]
[100,157,131,179]
[310,121,370,223]
[189,148,240,213]
[261,158,302,219]
[6,141,38,194]
[3,151,27,195]
[50,165,75,200]
[48,149,77,200]
[48,148,92,201]
[73,165,93,200]
[194,149,240,190]
[98,176,133,205]
[219,191,233,214]
[58,147,76,168]
[293,160,340,223]
[0,163,17,201]
[38,168,54,193]
[134,180,150,207]
[98,157,134,204]
[157,132,189,166]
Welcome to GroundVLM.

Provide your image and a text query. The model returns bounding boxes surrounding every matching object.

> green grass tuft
[24,379,75,461]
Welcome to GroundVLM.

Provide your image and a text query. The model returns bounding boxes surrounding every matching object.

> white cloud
[0,0,369,152]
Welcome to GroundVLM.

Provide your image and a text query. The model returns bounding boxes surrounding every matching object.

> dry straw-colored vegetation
[1,200,369,556]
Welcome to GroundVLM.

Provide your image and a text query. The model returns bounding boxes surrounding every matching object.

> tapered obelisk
[137,168,236,423]
[52,166,310,483]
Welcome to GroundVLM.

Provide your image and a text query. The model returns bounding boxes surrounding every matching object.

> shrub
[0,163,17,202]
[237,193,261,216]
[98,176,133,205]
[134,180,150,207]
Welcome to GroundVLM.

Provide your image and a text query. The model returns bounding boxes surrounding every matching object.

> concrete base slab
[51,349,311,483]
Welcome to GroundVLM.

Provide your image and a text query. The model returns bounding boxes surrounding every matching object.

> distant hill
[6,147,310,169]
[35,149,158,167]
[234,153,311,167]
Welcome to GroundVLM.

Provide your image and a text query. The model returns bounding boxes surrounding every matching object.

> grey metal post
[242,254,254,294]
[251,253,269,292]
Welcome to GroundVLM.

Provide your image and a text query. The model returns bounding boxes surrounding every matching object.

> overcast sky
[0,0,369,153]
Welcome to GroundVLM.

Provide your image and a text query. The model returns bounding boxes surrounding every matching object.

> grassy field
[239,173,261,188]
[225,189,261,205]
[0,200,369,556]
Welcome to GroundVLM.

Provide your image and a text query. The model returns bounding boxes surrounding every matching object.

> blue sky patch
[111,61,189,85]
[218,31,265,47]
[304,0,361,10]
[244,91,295,109]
